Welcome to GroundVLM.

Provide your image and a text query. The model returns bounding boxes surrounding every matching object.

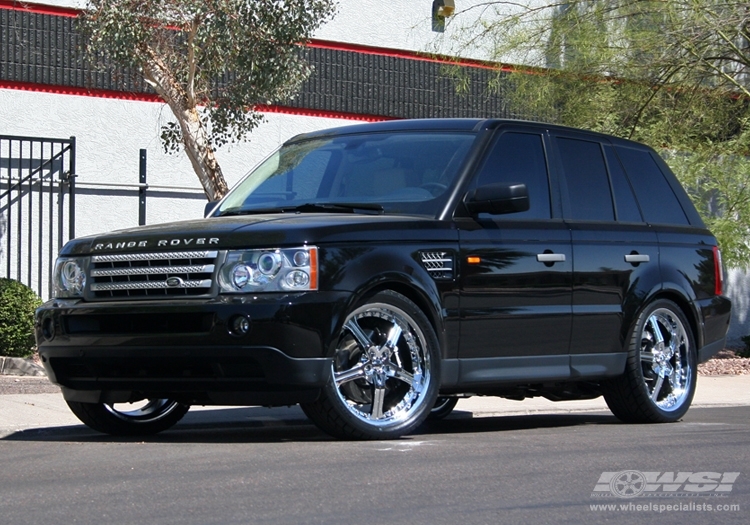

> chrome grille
[89,251,218,299]
[419,251,454,280]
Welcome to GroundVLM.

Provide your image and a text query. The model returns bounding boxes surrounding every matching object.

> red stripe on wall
[0,0,79,18]
[0,0,522,73]
[0,80,394,122]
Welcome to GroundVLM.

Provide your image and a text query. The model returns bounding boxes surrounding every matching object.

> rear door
[550,132,659,376]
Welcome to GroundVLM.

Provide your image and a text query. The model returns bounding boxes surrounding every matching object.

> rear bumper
[696,294,732,363]
[698,337,727,364]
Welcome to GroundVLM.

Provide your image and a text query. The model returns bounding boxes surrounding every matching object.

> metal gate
[0,135,75,299]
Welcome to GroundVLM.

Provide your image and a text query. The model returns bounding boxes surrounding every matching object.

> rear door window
[556,137,614,221]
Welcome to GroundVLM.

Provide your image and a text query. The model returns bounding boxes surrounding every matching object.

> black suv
[36,119,731,439]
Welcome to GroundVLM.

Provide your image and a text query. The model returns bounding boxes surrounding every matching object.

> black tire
[301,290,441,440]
[428,396,459,421]
[603,299,697,423]
[66,399,189,436]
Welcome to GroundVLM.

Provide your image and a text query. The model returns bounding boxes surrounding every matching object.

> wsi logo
[592,471,740,499]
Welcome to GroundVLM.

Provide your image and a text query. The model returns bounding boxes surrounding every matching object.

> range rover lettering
[35,119,732,439]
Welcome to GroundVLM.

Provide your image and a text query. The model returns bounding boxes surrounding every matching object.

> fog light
[41,317,55,341]
[228,315,251,336]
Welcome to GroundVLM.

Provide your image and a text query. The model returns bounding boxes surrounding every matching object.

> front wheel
[302,290,441,439]
[603,299,697,423]
[66,399,189,436]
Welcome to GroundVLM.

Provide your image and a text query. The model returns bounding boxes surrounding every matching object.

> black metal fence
[0,135,76,299]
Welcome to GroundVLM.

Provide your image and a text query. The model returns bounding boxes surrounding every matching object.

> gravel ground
[1,351,748,395]
[697,350,750,376]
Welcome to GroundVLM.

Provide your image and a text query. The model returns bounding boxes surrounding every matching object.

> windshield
[216,131,475,217]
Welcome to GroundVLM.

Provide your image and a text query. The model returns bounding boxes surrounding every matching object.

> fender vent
[419,251,454,280]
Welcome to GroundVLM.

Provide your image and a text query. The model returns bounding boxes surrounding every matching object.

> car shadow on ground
[2,407,619,444]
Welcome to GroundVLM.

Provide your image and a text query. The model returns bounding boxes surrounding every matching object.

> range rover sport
[35,119,732,439]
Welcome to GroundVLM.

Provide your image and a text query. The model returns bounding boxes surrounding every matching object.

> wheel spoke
[666,333,680,359]
[384,323,403,351]
[334,363,367,386]
[344,318,373,351]
[386,365,414,386]
[371,386,386,419]
[651,374,665,402]
[648,316,664,345]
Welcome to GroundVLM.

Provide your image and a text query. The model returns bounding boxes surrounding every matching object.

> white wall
[0,88,350,239]
[726,269,750,344]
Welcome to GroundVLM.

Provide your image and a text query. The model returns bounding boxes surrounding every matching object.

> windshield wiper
[218,202,384,217]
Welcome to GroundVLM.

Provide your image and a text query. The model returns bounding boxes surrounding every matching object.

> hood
[60,213,455,255]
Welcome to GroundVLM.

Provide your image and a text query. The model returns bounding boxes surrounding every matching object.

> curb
[0,357,46,377]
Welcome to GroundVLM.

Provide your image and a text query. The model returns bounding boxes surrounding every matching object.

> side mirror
[204,200,219,217]
[463,183,530,215]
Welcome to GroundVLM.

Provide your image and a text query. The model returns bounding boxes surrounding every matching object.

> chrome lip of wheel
[639,308,692,412]
[332,302,431,428]
[104,399,181,423]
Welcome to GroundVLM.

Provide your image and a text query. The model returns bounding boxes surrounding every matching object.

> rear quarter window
[615,146,689,225]
[603,145,644,223]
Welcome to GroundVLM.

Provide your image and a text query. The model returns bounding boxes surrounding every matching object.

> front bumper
[35,292,351,405]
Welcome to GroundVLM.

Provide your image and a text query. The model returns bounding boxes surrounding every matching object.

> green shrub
[0,278,42,358]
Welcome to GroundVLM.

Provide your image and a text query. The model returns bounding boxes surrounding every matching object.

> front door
[457,129,573,384]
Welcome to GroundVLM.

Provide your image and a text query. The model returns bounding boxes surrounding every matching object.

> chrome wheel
[603,299,697,423]
[639,308,692,412]
[302,290,440,439]
[333,301,432,426]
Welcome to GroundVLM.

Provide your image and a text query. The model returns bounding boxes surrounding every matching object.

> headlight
[218,247,318,293]
[52,257,88,298]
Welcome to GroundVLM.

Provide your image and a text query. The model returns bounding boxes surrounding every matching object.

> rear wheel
[302,290,440,439]
[604,299,696,423]
[66,399,189,436]
[428,396,459,420]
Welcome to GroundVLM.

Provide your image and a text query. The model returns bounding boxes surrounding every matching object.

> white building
[1,0,747,344]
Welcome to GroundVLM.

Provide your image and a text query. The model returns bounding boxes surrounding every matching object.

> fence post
[69,136,76,239]
[139,149,147,226]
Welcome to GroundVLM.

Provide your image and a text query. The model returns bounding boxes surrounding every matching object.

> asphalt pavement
[1,374,749,438]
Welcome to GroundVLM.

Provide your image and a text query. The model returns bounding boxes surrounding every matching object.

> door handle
[624,254,650,264]
[537,253,566,263]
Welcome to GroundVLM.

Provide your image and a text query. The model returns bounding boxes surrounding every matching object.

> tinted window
[217,132,476,217]
[556,138,614,221]
[615,146,689,225]
[604,145,643,223]
[474,132,550,219]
